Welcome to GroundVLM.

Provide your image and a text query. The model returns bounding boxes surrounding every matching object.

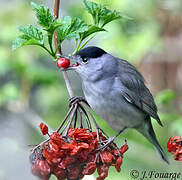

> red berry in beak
[57,58,70,69]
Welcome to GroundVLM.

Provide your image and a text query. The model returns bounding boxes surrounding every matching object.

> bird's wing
[117,59,163,126]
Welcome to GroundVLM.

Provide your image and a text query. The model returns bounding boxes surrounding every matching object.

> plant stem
[48,33,54,55]
[53,0,74,98]
[40,44,55,58]
[72,39,82,55]
[62,70,74,97]
[77,34,96,52]
[54,41,61,56]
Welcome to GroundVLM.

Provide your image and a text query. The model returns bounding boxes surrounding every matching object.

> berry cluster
[30,124,128,180]
[167,136,182,161]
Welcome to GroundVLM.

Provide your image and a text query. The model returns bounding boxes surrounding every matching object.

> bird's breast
[82,80,145,132]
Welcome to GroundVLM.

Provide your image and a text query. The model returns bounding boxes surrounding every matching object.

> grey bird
[66,46,169,164]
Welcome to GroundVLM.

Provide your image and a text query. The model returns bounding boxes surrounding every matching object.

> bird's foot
[97,128,126,151]
[69,96,89,107]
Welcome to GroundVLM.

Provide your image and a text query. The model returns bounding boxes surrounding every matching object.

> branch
[53,0,74,98]
[53,0,62,54]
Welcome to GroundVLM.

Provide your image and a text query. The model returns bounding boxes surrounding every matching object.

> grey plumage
[118,59,163,126]
[67,46,169,164]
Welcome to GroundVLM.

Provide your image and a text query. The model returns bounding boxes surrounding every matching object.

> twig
[62,70,74,97]
[53,0,74,98]
[31,138,50,153]
[56,105,74,133]
[78,104,92,131]
[53,0,61,54]
[80,102,101,142]
[73,107,78,128]
[63,104,78,136]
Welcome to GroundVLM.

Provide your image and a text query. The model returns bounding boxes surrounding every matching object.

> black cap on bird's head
[64,46,118,81]
[75,46,106,59]
[61,46,107,71]
[64,46,107,71]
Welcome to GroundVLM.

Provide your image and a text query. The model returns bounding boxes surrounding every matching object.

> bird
[66,46,169,164]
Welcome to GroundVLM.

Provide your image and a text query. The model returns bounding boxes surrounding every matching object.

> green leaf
[19,25,44,42]
[56,16,89,42]
[100,10,122,27]
[12,38,26,50]
[12,38,41,50]
[46,19,62,34]
[83,0,123,27]
[80,25,105,40]
[83,0,99,23]
[31,2,54,28]
[12,25,44,50]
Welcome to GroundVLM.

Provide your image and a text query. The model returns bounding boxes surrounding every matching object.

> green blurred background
[0,0,182,179]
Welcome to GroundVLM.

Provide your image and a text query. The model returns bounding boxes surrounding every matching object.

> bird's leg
[97,127,126,151]
[69,96,90,107]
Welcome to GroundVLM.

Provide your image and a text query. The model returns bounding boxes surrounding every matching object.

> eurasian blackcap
[66,46,169,164]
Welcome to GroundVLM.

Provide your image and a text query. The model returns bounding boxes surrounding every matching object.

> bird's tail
[137,118,169,164]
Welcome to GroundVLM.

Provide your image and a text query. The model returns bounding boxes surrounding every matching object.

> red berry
[40,123,48,135]
[120,143,128,154]
[53,166,66,179]
[101,151,113,164]
[57,58,70,69]
[174,147,182,161]
[31,127,129,180]
[67,165,80,180]
[38,160,52,176]
[167,136,181,154]
[82,162,97,175]
[115,156,123,172]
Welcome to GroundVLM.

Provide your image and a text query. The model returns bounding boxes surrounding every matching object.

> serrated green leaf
[12,37,43,50]
[46,20,62,34]
[12,25,44,50]
[80,25,105,40]
[56,16,89,42]
[83,0,99,20]
[31,2,54,28]
[12,38,27,50]
[100,10,121,27]
[83,0,123,27]
[19,25,44,42]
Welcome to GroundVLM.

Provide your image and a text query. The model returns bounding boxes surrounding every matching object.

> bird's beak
[61,55,80,71]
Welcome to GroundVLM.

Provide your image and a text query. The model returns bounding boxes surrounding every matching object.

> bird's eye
[82,57,89,64]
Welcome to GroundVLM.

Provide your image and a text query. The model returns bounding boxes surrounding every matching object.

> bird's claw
[69,96,89,107]
[97,128,125,151]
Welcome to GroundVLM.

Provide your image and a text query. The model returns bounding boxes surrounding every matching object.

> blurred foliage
[155,89,182,136]
[155,89,176,106]
[0,0,182,180]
